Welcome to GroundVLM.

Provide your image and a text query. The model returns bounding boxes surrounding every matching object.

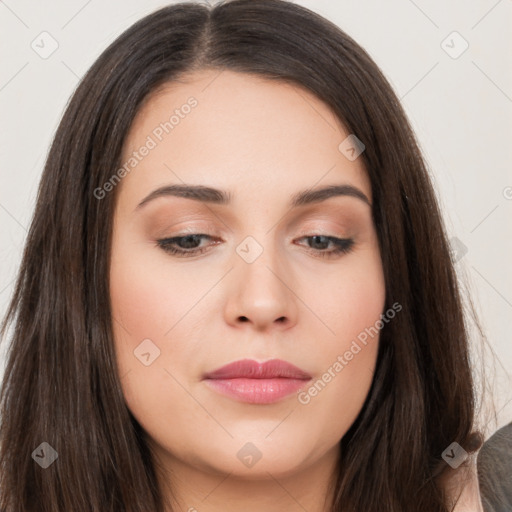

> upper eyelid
[167,221,352,236]
[163,231,349,242]
[150,207,361,233]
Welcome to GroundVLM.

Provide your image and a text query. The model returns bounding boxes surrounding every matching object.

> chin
[187,433,327,480]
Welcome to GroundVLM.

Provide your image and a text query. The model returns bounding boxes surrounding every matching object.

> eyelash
[156,234,355,259]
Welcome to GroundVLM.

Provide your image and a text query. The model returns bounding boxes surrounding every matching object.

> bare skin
[446,459,484,512]
[109,69,482,511]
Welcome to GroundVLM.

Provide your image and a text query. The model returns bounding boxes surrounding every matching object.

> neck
[441,457,484,512]
[154,445,339,512]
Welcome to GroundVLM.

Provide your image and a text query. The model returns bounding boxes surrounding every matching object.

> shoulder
[477,422,512,512]
[443,460,484,512]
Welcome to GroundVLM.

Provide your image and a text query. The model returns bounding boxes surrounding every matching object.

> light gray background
[1,0,511,435]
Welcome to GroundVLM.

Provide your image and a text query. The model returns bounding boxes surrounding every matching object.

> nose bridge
[226,231,297,329]
[235,232,286,295]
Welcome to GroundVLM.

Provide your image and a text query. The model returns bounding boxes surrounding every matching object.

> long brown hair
[0,1,484,510]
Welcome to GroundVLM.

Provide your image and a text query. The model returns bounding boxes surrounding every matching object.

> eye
[156,233,354,259]
[295,235,355,259]
[156,234,218,257]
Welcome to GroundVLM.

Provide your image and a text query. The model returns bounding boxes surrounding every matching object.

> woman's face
[110,70,385,480]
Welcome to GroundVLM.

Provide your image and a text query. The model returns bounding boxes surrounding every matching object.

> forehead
[117,69,371,209]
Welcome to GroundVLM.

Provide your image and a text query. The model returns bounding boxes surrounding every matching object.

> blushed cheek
[109,244,211,399]
[321,264,385,345]
[319,258,385,411]
[109,247,168,378]
[314,290,383,443]
[110,249,182,341]
[109,257,187,422]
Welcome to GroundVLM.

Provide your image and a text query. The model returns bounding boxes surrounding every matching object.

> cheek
[296,251,385,442]
[109,241,206,442]
[310,248,386,344]
[109,235,206,353]
[110,263,174,343]
[108,233,200,404]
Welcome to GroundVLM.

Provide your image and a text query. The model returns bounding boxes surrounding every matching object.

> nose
[223,237,299,332]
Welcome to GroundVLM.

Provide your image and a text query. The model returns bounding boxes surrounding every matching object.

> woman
[0,1,486,510]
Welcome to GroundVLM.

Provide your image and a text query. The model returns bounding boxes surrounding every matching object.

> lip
[202,359,312,404]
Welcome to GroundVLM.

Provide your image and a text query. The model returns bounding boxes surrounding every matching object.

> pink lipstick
[202,359,311,404]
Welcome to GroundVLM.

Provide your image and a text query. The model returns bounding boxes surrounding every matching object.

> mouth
[202,359,312,404]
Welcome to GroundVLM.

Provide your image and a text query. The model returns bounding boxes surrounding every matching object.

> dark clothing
[477,422,512,512]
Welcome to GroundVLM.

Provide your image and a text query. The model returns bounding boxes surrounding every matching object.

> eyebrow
[135,183,371,211]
